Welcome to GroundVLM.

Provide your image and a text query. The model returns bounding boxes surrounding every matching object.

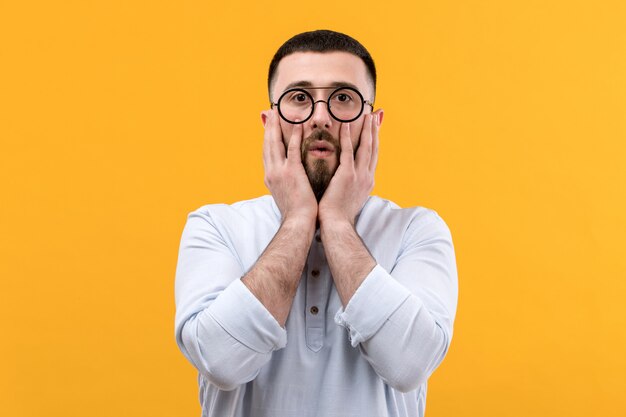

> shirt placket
[305,230,328,352]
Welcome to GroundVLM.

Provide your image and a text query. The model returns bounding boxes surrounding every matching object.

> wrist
[281,214,317,235]
[318,214,355,234]
[318,209,355,228]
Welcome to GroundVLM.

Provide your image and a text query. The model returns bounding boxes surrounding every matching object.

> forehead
[272,51,371,97]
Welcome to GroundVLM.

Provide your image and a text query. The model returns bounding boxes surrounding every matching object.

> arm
[175,210,287,391]
[244,108,317,325]
[333,215,458,393]
[319,113,458,392]
[242,216,315,326]
[318,112,379,305]
[174,109,317,390]
[319,218,376,306]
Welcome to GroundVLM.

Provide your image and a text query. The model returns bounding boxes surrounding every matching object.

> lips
[307,141,335,152]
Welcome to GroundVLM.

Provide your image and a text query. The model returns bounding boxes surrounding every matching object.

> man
[175,30,458,417]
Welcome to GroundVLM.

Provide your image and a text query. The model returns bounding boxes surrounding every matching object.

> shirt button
[311,269,320,277]
[315,234,321,243]
[310,306,319,315]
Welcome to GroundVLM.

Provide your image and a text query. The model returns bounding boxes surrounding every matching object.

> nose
[309,99,333,130]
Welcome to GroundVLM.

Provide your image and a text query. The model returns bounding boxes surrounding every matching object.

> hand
[318,113,380,226]
[262,108,318,225]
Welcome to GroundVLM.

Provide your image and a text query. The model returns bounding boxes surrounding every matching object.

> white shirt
[174,195,458,417]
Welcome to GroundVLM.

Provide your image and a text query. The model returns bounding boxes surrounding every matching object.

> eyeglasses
[271,86,374,124]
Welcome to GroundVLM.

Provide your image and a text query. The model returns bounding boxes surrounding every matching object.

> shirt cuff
[334,264,411,347]
[208,278,287,353]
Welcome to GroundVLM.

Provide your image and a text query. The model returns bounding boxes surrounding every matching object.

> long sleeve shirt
[174,195,458,417]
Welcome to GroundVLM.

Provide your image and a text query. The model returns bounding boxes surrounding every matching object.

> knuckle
[265,172,276,185]
[360,175,373,188]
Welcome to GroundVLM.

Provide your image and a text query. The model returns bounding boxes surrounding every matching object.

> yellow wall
[1,1,624,416]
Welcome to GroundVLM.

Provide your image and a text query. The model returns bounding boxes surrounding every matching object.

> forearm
[359,294,449,392]
[332,265,452,392]
[242,217,316,326]
[331,213,458,392]
[319,218,376,307]
[180,295,277,391]
[175,209,290,390]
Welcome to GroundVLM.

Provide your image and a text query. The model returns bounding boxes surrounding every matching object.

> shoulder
[358,196,454,248]
[362,196,449,229]
[187,195,280,223]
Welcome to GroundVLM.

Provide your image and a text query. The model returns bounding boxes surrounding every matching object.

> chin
[306,154,337,170]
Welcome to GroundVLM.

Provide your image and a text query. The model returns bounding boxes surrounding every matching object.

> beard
[300,129,342,202]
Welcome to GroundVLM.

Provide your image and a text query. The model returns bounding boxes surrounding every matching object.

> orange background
[1,1,625,416]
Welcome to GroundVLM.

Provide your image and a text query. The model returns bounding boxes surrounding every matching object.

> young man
[175,30,458,417]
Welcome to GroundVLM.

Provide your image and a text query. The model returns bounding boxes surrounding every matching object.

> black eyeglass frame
[270,86,374,124]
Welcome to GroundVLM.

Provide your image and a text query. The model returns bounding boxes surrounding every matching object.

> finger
[262,110,273,164]
[355,114,373,171]
[266,108,285,163]
[369,113,380,172]
[286,121,303,165]
[339,122,354,168]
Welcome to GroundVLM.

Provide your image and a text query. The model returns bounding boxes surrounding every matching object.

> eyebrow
[283,80,361,92]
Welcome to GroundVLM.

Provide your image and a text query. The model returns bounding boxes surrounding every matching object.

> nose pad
[310,100,333,129]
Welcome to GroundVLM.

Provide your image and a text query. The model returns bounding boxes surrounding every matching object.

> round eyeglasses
[271,86,374,124]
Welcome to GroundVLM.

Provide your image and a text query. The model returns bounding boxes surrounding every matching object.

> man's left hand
[318,113,380,226]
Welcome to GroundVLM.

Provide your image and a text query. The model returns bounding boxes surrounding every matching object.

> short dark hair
[268,30,377,99]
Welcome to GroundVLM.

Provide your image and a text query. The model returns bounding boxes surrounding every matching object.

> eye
[294,93,308,102]
[285,91,310,104]
[331,90,357,104]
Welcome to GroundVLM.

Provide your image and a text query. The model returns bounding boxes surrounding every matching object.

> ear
[260,110,270,127]
[373,109,384,127]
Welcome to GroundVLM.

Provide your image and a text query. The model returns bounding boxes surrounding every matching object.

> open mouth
[308,142,335,155]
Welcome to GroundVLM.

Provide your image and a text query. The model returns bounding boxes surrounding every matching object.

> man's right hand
[239,109,317,326]
[262,109,317,225]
